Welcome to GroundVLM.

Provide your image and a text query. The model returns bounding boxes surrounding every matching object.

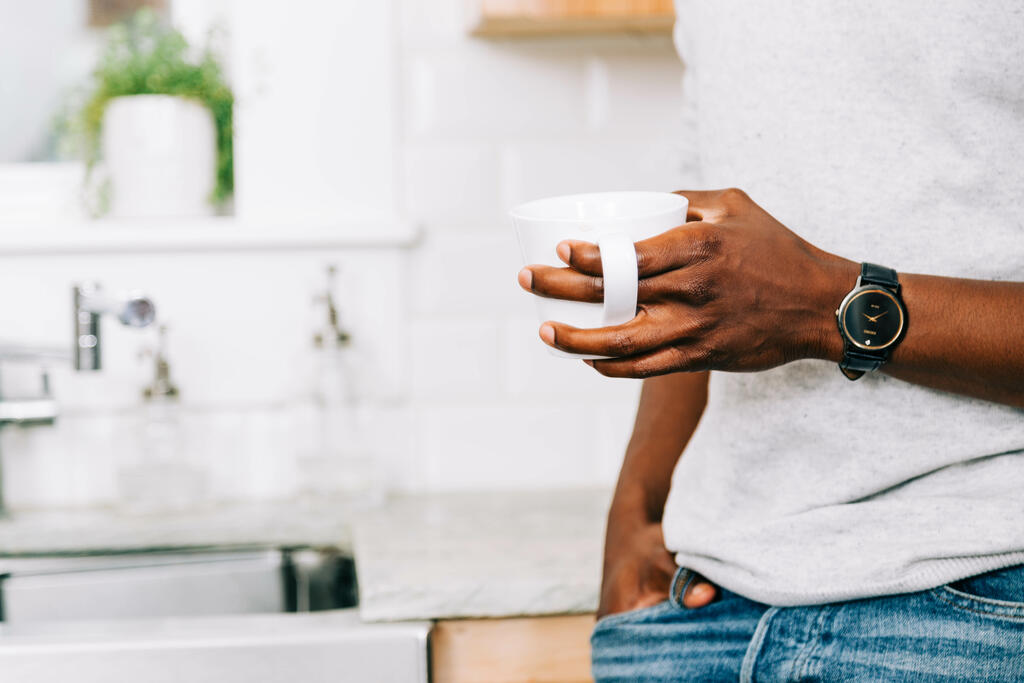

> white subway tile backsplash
[231,0,400,222]
[343,404,417,492]
[2,423,74,509]
[584,57,611,131]
[600,45,689,139]
[411,231,532,316]
[405,143,504,226]
[399,0,478,45]
[1,414,126,509]
[501,139,697,209]
[414,401,610,491]
[0,249,407,412]
[408,57,438,137]
[1,1,695,506]
[411,318,501,399]
[404,45,589,140]
[502,316,642,405]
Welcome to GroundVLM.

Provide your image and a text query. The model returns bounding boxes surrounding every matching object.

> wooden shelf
[473,0,675,37]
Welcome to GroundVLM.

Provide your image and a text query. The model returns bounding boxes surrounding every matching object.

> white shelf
[0,217,420,255]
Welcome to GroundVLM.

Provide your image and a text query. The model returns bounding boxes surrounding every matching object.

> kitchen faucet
[0,284,157,514]
[73,283,156,370]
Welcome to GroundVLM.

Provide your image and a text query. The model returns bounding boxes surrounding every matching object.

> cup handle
[596,232,639,326]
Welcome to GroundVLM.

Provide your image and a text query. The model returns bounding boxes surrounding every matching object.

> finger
[682,575,718,609]
[673,188,751,222]
[542,309,683,358]
[633,223,718,278]
[632,592,671,611]
[637,265,715,304]
[672,190,721,221]
[519,265,602,303]
[556,224,715,281]
[555,240,604,276]
[585,344,695,379]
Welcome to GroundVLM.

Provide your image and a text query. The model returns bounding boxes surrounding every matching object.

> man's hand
[518,188,857,378]
[599,516,717,619]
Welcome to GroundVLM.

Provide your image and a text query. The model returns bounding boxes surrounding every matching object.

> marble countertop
[0,499,354,557]
[0,489,613,623]
[352,489,611,622]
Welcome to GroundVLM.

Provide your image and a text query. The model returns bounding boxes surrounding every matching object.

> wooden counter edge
[431,613,597,683]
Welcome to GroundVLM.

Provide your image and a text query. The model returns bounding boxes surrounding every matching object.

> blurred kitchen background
[1,0,694,508]
[0,0,693,679]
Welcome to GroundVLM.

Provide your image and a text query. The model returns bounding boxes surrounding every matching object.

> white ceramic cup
[511,191,689,359]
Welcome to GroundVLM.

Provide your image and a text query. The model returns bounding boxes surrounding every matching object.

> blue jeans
[592,564,1024,682]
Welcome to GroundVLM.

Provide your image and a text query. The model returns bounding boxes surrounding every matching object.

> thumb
[682,573,718,609]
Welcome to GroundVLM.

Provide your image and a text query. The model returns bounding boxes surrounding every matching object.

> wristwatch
[835,262,908,380]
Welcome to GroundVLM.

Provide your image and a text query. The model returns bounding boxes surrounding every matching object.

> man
[518,2,1024,680]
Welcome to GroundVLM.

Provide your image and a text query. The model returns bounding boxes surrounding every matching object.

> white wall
[0,0,696,509]
[399,1,696,491]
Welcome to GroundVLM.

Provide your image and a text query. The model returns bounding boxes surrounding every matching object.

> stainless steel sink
[0,548,357,623]
[0,549,429,682]
[0,609,430,683]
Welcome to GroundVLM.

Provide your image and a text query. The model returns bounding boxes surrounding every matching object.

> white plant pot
[102,95,217,219]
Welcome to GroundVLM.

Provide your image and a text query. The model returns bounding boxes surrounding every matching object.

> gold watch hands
[862,310,889,323]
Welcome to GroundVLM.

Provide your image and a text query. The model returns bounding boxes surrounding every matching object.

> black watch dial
[839,287,905,351]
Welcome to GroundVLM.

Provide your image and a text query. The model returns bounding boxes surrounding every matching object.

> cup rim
[509,191,688,224]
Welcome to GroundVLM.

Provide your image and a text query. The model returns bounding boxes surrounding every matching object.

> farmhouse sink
[0,549,429,682]
[0,609,430,683]
[0,548,356,623]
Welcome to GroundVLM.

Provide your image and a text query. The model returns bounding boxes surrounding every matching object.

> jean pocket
[931,563,1024,621]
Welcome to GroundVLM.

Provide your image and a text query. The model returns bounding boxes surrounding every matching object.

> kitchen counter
[0,489,613,624]
[352,489,611,622]
[0,499,355,557]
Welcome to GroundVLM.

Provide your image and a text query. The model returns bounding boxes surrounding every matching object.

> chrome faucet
[0,284,157,515]
[73,284,156,370]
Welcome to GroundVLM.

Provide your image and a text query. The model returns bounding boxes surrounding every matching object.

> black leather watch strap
[839,350,885,380]
[859,262,899,290]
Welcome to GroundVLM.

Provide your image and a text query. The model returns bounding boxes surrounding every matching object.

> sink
[0,609,430,683]
[0,548,357,623]
[0,550,429,682]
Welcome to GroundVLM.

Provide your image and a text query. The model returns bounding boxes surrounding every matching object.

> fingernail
[539,323,556,345]
[556,242,571,263]
[517,267,533,290]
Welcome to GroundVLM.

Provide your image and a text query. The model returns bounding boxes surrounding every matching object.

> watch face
[840,287,905,351]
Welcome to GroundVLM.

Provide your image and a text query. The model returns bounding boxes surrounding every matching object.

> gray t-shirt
[662,0,1024,605]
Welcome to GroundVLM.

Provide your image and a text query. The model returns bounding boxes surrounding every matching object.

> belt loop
[670,566,695,608]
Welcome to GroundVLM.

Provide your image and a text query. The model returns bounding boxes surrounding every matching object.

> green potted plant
[65,10,233,218]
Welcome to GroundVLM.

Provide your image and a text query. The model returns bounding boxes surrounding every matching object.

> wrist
[603,488,666,570]
[803,254,859,362]
[608,484,658,525]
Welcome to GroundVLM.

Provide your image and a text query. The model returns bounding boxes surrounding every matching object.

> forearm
[813,259,1024,407]
[609,371,709,524]
[598,372,713,615]
[526,188,1024,399]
